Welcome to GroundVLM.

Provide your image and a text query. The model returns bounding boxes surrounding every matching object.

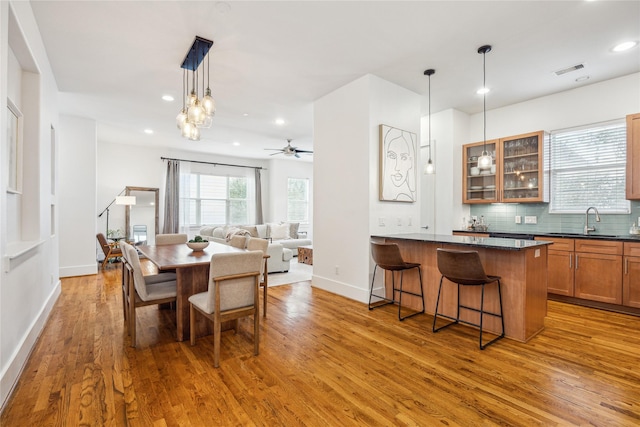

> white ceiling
[28,1,640,160]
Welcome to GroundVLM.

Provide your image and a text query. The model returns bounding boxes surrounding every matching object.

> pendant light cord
[428,72,432,160]
[483,49,487,152]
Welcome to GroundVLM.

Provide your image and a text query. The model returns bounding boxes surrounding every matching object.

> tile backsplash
[468,201,640,236]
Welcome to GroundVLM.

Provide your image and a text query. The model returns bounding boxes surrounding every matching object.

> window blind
[549,121,628,213]
[287,178,309,222]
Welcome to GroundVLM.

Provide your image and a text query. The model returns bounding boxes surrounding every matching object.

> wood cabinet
[626,113,640,199]
[452,231,490,238]
[536,237,623,304]
[623,242,640,308]
[537,237,575,296]
[463,131,548,204]
[574,240,622,304]
[463,139,499,203]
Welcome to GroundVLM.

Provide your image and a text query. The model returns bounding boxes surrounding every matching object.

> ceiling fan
[265,139,313,158]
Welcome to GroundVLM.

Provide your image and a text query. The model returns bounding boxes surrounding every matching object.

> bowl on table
[186,241,210,251]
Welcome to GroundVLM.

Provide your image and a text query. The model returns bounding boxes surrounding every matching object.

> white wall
[1,0,60,409]
[469,73,640,141]
[313,74,421,303]
[59,115,97,277]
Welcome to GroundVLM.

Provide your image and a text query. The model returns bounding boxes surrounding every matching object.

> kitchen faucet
[584,206,601,235]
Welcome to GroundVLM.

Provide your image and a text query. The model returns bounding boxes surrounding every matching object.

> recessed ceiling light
[243,113,249,117]
[162,95,174,102]
[575,75,590,82]
[476,87,490,95]
[232,141,240,146]
[144,129,153,134]
[612,41,638,52]
[275,118,285,126]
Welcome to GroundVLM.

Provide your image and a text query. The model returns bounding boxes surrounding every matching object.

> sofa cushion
[199,226,215,237]
[270,223,290,240]
[255,224,268,238]
[212,227,226,238]
[286,222,300,239]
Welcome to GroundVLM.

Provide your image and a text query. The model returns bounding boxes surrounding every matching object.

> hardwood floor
[2,260,640,426]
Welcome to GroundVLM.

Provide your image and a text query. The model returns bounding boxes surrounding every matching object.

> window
[181,173,252,226]
[287,178,309,222]
[549,120,629,213]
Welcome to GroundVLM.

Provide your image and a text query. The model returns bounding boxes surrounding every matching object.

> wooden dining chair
[188,251,263,367]
[155,233,188,245]
[247,237,270,317]
[123,243,178,347]
[97,232,123,269]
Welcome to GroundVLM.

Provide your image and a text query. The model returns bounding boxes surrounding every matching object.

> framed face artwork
[379,124,417,202]
[6,99,23,193]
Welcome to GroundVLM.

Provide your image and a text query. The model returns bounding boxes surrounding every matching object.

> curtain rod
[160,156,267,171]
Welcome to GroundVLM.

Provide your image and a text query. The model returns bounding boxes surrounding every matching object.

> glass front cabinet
[463,130,548,204]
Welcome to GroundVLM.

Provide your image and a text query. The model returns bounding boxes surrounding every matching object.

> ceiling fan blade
[295,152,300,158]
[269,152,282,156]
[264,148,283,151]
[296,149,314,154]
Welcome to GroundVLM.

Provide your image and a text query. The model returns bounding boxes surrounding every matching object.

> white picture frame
[6,99,23,193]
[379,124,417,202]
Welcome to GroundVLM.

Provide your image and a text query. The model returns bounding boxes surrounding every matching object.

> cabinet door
[626,113,640,199]
[547,250,574,296]
[574,252,622,304]
[623,256,640,308]
[500,131,545,203]
[463,140,498,204]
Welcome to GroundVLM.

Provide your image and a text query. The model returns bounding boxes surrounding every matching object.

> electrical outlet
[525,216,537,224]
[515,216,522,224]
[335,265,340,275]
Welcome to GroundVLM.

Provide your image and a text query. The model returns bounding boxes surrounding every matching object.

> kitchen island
[371,233,552,342]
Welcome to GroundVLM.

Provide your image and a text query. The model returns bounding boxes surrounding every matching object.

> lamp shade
[115,196,136,206]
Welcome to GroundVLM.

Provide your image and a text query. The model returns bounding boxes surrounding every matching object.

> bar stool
[369,241,425,321]
[432,248,505,349]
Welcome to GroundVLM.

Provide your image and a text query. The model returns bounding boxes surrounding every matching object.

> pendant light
[177,36,214,140]
[477,45,493,169]
[424,69,435,174]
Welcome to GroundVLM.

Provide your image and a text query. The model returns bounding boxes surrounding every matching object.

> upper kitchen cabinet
[463,130,549,204]
[626,113,640,200]
[463,139,499,204]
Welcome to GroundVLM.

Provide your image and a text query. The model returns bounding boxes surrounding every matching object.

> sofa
[199,223,311,274]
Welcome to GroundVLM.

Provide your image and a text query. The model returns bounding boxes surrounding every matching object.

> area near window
[549,120,628,214]
[180,173,255,226]
[287,177,309,223]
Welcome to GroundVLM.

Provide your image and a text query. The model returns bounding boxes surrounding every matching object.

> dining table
[136,241,246,341]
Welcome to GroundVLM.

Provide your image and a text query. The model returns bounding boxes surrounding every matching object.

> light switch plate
[515,216,522,224]
[525,216,537,224]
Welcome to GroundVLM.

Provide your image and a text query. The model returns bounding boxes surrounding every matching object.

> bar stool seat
[432,248,505,349]
[369,241,425,321]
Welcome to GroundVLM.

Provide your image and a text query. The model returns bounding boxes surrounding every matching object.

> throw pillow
[286,222,300,239]
[240,225,259,237]
[225,227,251,242]
[270,223,290,240]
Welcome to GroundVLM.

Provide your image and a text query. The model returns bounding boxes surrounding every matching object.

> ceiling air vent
[554,63,585,76]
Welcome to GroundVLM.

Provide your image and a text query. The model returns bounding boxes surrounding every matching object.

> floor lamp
[98,190,136,237]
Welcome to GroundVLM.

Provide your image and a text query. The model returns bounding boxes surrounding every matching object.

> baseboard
[59,263,97,278]
[0,280,62,411]
[311,275,369,304]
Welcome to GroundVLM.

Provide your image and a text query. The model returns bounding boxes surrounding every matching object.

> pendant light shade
[424,68,436,175]
[477,44,493,169]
